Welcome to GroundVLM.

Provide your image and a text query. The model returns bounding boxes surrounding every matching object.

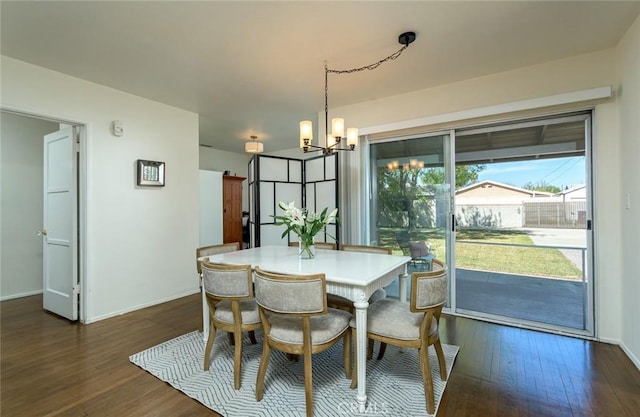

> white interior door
[42,127,78,320]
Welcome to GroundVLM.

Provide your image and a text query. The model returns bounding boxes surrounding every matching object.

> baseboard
[0,289,43,302]
[598,336,621,345]
[84,288,200,324]
[620,341,640,370]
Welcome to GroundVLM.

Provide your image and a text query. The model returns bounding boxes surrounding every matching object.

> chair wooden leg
[367,338,374,360]
[343,331,352,379]
[303,345,313,417]
[434,339,448,380]
[419,346,435,414]
[199,286,204,333]
[350,327,358,389]
[255,339,271,401]
[233,330,243,390]
[376,342,387,360]
[248,330,257,344]
[203,325,217,371]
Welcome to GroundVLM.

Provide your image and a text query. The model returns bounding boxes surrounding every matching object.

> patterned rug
[130,330,459,416]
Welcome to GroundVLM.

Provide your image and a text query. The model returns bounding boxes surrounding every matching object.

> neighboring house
[557,184,587,201]
[455,180,554,228]
[456,180,554,200]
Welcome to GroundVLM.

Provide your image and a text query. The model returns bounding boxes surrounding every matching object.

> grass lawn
[378,227,582,280]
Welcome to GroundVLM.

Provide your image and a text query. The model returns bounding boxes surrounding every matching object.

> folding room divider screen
[248,153,339,248]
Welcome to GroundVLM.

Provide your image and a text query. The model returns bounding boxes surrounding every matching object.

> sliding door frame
[363,110,596,338]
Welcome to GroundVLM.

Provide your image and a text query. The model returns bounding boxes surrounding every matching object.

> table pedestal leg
[398,268,409,354]
[354,299,369,412]
[201,281,209,342]
[399,269,408,303]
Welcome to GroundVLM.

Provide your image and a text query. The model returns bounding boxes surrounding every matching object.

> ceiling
[2,1,639,154]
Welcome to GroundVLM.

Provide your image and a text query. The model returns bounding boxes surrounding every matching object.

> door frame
[1,106,87,323]
[362,110,596,339]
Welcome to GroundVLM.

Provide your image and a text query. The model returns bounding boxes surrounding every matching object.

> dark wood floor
[2,294,639,417]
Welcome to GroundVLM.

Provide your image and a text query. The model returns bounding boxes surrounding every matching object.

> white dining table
[201,245,410,412]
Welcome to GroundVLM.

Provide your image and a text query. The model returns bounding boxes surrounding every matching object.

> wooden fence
[523,201,586,228]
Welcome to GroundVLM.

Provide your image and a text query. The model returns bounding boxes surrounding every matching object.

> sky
[476,156,585,190]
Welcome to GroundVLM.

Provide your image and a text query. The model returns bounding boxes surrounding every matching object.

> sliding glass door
[368,132,453,301]
[452,112,593,335]
[366,111,594,337]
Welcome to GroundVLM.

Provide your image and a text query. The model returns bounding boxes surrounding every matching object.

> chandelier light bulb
[347,128,359,147]
[331,118,345,138]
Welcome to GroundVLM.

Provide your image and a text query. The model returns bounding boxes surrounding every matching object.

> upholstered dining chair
[196,242,256,345]
[196,242,240,276]
[253,267,352,417]
[350,259,448,414]
[201,260,262,390]
[288,241,337,250]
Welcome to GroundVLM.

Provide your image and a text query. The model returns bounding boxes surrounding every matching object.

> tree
[377,167,423,229]
[377,164,486,229]
[523,181,561,194]
[419,164,486,189]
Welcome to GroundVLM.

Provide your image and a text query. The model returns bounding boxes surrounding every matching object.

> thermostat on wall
[112,120,124,137]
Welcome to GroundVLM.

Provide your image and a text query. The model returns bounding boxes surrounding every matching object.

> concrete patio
[385,266,586,330]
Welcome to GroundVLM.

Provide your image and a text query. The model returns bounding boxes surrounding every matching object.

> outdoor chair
[396,230,435,270]
[408,240,436,270]
[349,259,448,414]
[201,261,262,390]
[253,267,352,417]
[396,230,412,256]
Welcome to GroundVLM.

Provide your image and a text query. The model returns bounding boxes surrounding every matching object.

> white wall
[335,49,625,343]
[199,170,223,246]
[0,112,58,300]
[1,56,200,322]
[616,14,640,367]
[199,146,250,212]
[199,146,250,177]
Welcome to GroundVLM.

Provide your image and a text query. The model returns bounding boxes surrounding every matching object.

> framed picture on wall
[136,159,165,186]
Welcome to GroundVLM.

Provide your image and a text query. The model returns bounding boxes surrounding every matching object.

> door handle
[37,229,48,237]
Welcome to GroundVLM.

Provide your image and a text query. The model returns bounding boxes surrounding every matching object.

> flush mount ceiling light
[245,135,264,153]
[299,31,417,154]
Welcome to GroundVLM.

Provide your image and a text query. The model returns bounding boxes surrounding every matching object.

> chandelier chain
[324,44,410,126]
[304,32,415,153]
[326,44,409,75]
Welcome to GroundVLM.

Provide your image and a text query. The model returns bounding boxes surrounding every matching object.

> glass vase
[298,238,315,259]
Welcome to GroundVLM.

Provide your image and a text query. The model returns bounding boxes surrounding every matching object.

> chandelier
[299,31,417,154]
[387,159,425,171]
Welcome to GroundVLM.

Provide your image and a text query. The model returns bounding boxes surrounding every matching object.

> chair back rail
[196,242,241,274]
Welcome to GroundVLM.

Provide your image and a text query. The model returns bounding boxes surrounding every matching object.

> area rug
[130,330,459,416]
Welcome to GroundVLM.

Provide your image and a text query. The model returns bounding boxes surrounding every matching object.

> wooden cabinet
[223,175,245,244]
